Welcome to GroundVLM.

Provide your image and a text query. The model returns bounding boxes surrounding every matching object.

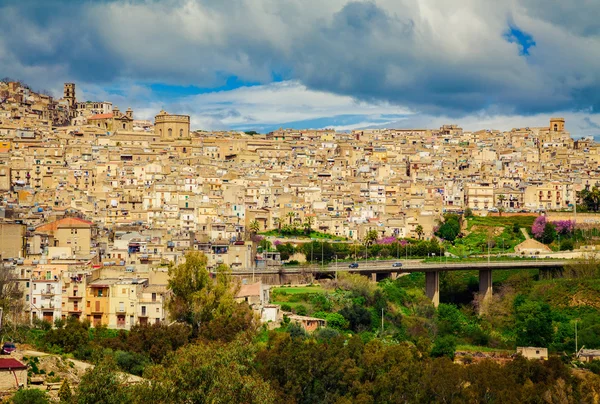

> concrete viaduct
[231,260,568,307]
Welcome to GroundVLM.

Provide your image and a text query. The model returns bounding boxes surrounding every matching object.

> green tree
[303,216,314,235]
[364,229,379,245]
[514,299,554,347]
[286,211,296,225]
[12,389,50,404]
[58,379,73,403]
[273,217,282,230]
[415,225,424,240]
[541,222,557,244]
[167,252,247,338]
[249,220,260,235]
[75,359,129,404]
[464,207,473,218]
[131,339,275,404]
[431,335,457,360]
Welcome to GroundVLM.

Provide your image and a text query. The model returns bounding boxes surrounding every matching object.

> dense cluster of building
[0,80,597,329]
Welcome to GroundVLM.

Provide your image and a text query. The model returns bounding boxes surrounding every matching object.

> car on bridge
[391,262,403,268]
[348,263,359,268]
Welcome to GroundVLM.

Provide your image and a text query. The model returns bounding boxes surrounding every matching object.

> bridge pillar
[425,271,440,307]
[371,273,377,282]
[479,269,493,312]
[390,272,398,280]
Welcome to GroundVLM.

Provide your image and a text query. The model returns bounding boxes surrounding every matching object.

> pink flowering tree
[377,236,398,245]
[553,220,574,235]
[531,216,546,239]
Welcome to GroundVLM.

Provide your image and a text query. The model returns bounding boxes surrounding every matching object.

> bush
[314,327,340,340]
[431,335,457,360]
[294,305,307,316]
[281,304,292,312]
[325,313,349,330]
[560,239,574,251]
[11,389,50,404]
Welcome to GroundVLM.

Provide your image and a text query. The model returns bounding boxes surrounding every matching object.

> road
[231,259,569,275]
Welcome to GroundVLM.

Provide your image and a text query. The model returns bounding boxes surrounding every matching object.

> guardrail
[228,260,569,274]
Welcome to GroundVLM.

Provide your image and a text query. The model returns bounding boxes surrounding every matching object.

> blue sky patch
[504,24,536,56]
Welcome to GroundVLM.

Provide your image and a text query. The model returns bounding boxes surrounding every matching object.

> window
[33,297,36,304]
[168,128,172,137]
[156,308,160,313]
[180,129,183,137]
[97,289,103,297]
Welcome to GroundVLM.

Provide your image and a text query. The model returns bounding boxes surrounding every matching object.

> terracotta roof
[0,358,27,370]
[36,217,93,233]
[88,113,113,120]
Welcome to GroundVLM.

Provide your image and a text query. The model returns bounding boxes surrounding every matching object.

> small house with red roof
[0,358,27,390]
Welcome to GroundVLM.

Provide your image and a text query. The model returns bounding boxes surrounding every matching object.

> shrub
[281,304,292,312]
[431,335,457,360]
[294,305,307,316]
[560,239,574,251]
[11,389,50,404]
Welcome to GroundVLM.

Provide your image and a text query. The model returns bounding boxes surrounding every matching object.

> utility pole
[575,319,578,354]
[321,241,324,269]
[335,255,338,281]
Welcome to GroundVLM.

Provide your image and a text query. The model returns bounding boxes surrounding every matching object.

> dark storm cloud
[1,0,600,118]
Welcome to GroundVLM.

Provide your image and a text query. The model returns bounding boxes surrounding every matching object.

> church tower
[63,83,76,109]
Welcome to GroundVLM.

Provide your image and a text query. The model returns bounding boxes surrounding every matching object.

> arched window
[159,129,162,137]
[180,129,183,137]
[168,128,173,137]
[554,124,558,131]
[122,123,126,129]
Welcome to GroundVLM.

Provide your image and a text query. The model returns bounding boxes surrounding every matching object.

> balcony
[41,289,56,296]
[68,294,83,299]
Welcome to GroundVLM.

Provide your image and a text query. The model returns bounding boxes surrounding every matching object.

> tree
[435,214,461,242]
[0,261,26,325]
[303,216,314,235]
[514,299,554,347]
[249,220,260,235]
[130,339,275,404]
[75,359,129,404]
[497,194,506,214]
[415,225,424,240]
[339,304,372,332]
[167,251,211,329]
[541,222,557,244]
[273,217,282,230]
[276,242,295,261]
[287,211,296,225]
[365,230,378,246]
[11,389,50,404]
[464,207,473,218]
[167,253,249,340]
[59,379,73,403]
[431,335,457,360]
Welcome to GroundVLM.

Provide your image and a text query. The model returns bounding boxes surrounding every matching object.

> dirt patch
[469,225,505,237]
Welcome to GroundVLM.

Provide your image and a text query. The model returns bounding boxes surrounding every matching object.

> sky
[1,0,600,136]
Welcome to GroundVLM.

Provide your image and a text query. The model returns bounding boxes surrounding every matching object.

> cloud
[1,0,600,124]
[116,80,412,131]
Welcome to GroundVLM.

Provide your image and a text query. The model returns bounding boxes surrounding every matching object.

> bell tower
[64,83,76,109]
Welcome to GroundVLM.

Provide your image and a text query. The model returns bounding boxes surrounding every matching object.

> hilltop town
[0,79,594,329]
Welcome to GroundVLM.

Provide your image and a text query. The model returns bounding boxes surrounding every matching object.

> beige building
[0,222,25,258]
[155,110,190,141]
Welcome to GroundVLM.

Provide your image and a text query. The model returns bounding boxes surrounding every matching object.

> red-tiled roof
[88,113,113,120]
[36,217,93,233]
[0,358,27,370]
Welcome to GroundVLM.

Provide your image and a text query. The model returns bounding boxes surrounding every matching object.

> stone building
[155,110,190,141]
